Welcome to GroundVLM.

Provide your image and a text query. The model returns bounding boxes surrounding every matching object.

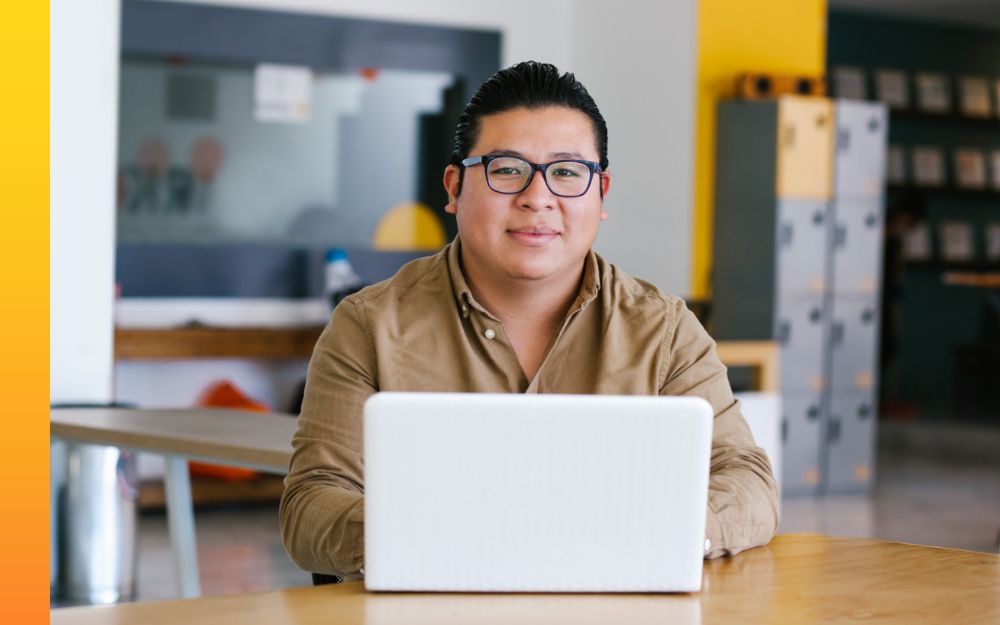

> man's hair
[450,61,608,195]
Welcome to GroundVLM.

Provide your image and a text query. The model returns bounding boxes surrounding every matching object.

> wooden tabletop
[50,407,296,473]
[50,534,1000,625]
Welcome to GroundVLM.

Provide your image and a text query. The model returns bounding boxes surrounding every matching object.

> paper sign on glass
[254,63,313,123]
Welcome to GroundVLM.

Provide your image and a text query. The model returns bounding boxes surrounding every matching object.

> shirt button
[484,328,496,340]
[460,304,469,318]
[704,538,712,553]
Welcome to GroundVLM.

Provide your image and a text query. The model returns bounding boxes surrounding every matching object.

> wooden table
[51,408,296,599]
[715,340,779,392]
[50,534,1000,624]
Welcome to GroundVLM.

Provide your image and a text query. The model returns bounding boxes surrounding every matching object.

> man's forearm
[704,445,780,558]
[279,485,365,575]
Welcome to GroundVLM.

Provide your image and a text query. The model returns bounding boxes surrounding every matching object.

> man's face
[443,106,610,287]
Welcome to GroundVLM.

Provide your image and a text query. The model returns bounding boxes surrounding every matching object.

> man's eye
[551,167,582,178]
[492,167,523,176]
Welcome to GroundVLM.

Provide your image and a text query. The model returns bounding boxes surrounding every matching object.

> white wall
[572,1,698,295]
[51,0,120,404]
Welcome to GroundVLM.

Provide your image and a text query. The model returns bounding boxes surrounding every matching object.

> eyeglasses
[461,154,602,198]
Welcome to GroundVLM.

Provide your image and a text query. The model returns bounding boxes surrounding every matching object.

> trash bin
[59,441,139,604]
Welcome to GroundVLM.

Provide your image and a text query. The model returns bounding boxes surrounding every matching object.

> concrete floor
[118,438,1000,603]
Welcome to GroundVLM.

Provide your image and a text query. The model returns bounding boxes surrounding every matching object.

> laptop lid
[363,393,713,592]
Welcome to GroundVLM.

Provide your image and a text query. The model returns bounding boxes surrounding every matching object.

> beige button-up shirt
[280,239,779,576]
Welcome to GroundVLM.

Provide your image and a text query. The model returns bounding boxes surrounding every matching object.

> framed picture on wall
[985,223,1000,262]
[991,150,1000,191]
[912,146,946,187]
[958,76,991,117]
[954,148,987,189]
[887,145,907,185]
[938,221,975,262]
[915,72,951,113]
[833,65,867,100]
[874,69,909,110]
[902,223,932,261]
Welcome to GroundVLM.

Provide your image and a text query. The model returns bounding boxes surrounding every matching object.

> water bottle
[324,248,364,311]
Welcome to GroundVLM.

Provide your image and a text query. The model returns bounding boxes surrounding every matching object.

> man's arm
[659,299,780,558]
[279,298,374,576]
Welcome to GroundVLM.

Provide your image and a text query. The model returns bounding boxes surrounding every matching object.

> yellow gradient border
[1,2,49,622]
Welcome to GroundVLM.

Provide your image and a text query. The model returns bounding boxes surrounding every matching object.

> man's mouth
[506,227,561,244]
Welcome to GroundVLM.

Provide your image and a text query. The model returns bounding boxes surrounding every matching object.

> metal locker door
[829,297,880,392]
[776,96,834,200]
[776,199,829,298]
[776,298,827,392]
[834,100,888,199]
[781,393,824,495]
[832,199,884,297]
[826,391,877,493]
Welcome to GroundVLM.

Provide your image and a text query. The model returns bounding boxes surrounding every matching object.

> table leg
[164,455,201,598]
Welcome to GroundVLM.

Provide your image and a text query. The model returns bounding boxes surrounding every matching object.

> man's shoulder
[596,253,685,316]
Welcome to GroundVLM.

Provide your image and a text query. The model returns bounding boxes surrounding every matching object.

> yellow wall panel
[692,0,827,298]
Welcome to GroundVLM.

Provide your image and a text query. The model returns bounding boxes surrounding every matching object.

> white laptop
[363,392,713,593]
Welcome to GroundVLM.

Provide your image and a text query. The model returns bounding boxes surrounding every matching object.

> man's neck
[460,255,584,331]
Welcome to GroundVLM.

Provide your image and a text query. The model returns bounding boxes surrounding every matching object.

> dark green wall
[828,11,1000,420]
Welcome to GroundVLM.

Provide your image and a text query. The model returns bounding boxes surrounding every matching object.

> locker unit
[826,391,878,492]
[713,97,887,495]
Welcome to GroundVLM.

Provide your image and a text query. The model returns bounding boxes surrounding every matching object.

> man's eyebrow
[486,149,588,160]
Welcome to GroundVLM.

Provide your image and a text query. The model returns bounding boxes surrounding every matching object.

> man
[280,61,778,579]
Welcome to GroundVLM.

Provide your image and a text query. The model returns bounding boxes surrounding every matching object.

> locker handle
[834,223,847,248]
[781,417,788,443]
[831,320,845,345]
[812,210,824,225]
[837,128,851,152]
[806,405,820,421]
[780,222,794,246]
[861,308,875,324]
[865,212,878,228]
[858,404,872,420]
[828,417,842,443]
[777,320,791,345]
[783,125,796,149]
[809,307,823,323]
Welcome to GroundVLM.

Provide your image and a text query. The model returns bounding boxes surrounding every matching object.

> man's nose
[517,169,555,210]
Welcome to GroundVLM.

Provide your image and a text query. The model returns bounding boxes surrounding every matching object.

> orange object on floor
[189,381,270,482]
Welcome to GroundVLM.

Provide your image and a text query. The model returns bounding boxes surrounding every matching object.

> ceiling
[829,0,1000,31]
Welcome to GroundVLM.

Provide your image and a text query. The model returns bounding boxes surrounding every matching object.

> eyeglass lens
[485,156,593,197]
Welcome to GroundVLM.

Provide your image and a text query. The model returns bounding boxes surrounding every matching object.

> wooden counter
[51,534,1000,625]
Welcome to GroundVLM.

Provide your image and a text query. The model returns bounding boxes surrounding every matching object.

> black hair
[450,61,609,195]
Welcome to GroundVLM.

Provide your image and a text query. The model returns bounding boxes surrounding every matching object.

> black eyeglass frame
[461,154,604,198]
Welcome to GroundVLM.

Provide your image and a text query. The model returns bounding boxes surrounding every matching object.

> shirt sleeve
[658,299,780,559]
[279,298,374,576]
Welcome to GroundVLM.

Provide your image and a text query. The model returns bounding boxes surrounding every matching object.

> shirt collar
[447,236,602,317]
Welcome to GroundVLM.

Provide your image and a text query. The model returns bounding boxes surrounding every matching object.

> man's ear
[443,165,461,215]
[599,170,611,221]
